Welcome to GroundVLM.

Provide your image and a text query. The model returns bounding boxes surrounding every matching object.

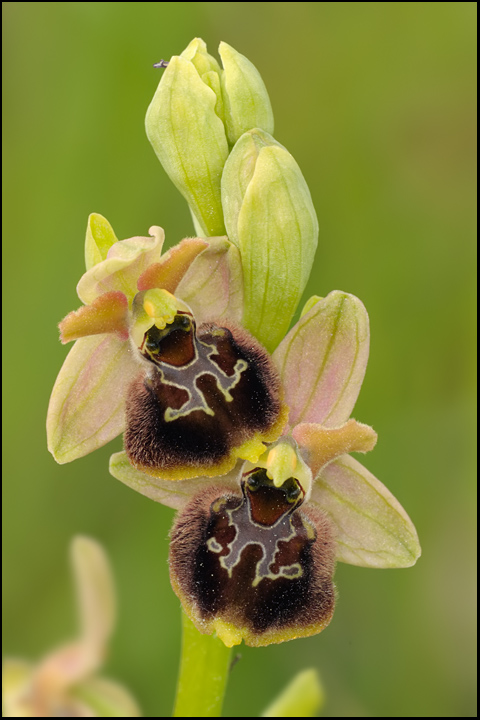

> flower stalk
[173,612,232,718]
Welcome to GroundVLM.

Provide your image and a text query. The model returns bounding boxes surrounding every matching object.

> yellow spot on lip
[212,619,243,647]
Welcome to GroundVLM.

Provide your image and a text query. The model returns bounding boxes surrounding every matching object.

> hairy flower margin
[2,537,140,717]
[46,38,421,650]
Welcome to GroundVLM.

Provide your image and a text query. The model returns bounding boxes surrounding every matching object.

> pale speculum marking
[146,322,248,422]
[207,497,306,588]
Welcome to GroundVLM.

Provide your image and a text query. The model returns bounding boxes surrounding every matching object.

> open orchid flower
[47,214,288,480]
[110,290,421,647]
[2,537,140,717]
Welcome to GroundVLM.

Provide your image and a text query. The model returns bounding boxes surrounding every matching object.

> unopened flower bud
[146,39,229,237]
[146,38,275,238]
[222,129,318,352]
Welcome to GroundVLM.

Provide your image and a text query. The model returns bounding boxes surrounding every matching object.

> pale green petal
[175,237,244,324]
[47,335,140,463]
[109,451,240,509]
[311,455,421,568]
[72,676,141,717]
[273,291,369,428]
[146,55,228,236]
[261,669,324,718]
[219,41,274,145]
[84,213,118,271]
[71,537,116,659]
[77,227,165,305]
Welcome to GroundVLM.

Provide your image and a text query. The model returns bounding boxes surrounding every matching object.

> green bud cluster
[146,38,318,351]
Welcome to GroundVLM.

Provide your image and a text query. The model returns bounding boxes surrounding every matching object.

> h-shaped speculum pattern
[143,315,248,422]
[207,491,307,588]
[125,310,288,480]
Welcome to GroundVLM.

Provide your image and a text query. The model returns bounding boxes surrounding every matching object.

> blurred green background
[3,2,476,717]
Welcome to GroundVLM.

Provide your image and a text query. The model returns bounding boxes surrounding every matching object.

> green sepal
[181,37,225,123]
[146,54,228,237]
[312,455,421,569]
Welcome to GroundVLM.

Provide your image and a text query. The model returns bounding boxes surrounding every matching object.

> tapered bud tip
[182,37,222,77]
[219,42,274,145]
[145,52,228,237]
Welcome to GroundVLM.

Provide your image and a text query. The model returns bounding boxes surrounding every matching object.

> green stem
[172,612,232,717]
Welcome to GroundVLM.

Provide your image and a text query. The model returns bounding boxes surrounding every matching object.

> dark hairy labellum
[124,315,287,480]
[169,470,336,647]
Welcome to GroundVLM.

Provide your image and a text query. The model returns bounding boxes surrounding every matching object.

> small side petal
[137,236,208,292]
[293,420,377,478]
[71,537,116,661]
[109,451,241,509]
[310,455,421,568]
[273,291,370,429]
[175,237,244,324]
[47,335,140,463]
[59,292,129,343]
[77,227,165,305]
